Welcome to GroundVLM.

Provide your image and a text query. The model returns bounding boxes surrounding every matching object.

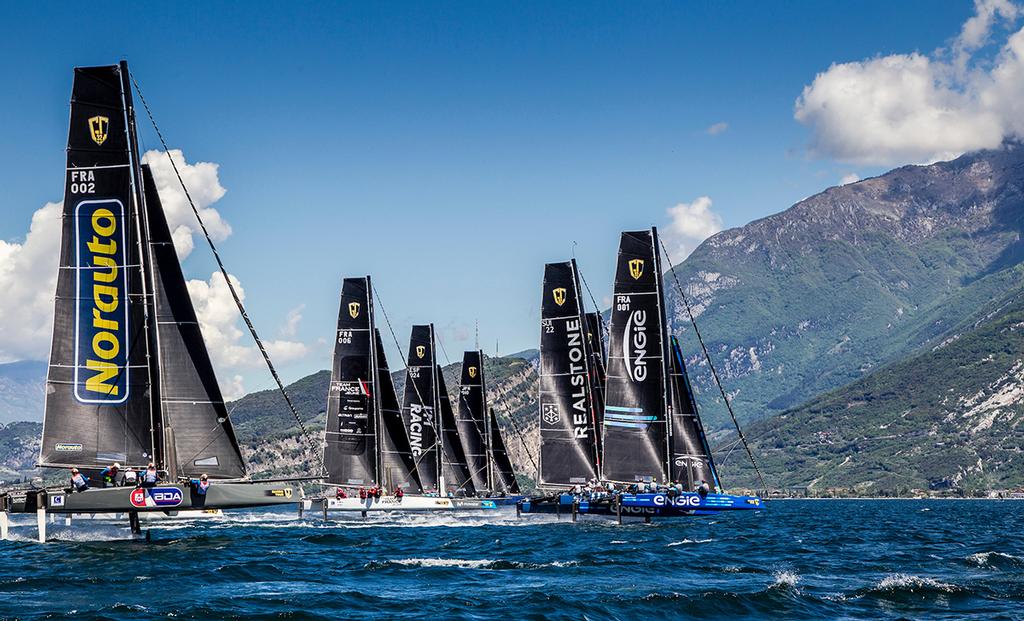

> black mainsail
[374,329,423,492]
[323,278,378,487]
[667,335,720,490]
[456,351,490,493]
[438,368,476,495]
[601,229,670,484]
[584,311,607,460]
[143,165,246,479]
[488,408,521,494]
[41,64,156,470]
[538,260,599,487]
[401,324,440,491]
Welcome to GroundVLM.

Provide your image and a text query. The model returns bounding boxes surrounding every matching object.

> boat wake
[364,557,578,570]
[667,538,713,546]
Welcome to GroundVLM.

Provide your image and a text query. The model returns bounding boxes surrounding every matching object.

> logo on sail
[88,116,109,146]
[542,403,560,426]
[73,199,130,404]
[623,309,648,382]
[552,287,567,306]
[468,366,478,379]
[348,301,360,319]
[628,258,644,280]
[416,345,426,359]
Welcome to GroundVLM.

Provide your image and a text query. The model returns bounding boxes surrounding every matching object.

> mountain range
[4,144,1024,493]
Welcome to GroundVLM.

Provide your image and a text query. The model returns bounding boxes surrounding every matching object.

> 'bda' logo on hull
[130,487,183,508]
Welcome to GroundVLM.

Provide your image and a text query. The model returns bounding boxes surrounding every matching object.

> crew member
[358,486,367,500]
[123,466,138,487]
[697,480,710,498]
[99,463,120,487]
[70,467,89,493]
[191,473,211,496]
[141,463,160,488]
[335,487,347,500]
[395,486,404,500]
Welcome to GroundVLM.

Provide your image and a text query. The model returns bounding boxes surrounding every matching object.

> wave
[363,557,579,571]
[769,571,800,591]
[667,538,713,546]
[965,551,1024,569]
[854,573,968,601]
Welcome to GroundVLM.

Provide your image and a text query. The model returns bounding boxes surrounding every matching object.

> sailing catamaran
[319,287,496,513]
[454,350,523,504]
[520,228,763,519]
[0,62,301,541]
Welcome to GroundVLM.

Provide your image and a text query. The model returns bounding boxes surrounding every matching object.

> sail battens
[323,278,378,487]
[538,260,599,488]
[600,229,671,484]
[66,164,131,171]
[40,63,157,471]
[401,325,440,491]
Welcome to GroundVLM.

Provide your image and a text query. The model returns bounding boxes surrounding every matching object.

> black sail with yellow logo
[488,408,521,494]
[323,277,378,486]
[668,335,720,491]
[374,329,423,493]
[584,311,607,458]
[401,325,440,491]
[40,64,156,469]
[538,260,598,488]
[601,229,670,484]
[456,350,490,493]
[143,165,246,479]
[437,367,476,495]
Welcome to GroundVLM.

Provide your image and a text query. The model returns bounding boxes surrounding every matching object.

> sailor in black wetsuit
[697,480,710,498]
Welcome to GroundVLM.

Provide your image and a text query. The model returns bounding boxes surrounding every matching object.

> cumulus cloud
[795,0,1024,165]
[0,150,307,402]
[280,304,305,338]
[186,271,309,372]
[839,173,861,185]
[706,121,729,136]
[0,202,62,362]
[662,196,724,262]
[141,149,231,259]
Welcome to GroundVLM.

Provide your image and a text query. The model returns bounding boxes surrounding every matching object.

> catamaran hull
[4,482,301,514]
[324,495,499,512]
[519,492,764,518]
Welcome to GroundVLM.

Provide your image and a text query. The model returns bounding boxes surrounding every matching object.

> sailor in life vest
[191,473,210,495]
[99,463,120,487]
[69,467,89,493]
[122,466,138,487]
[141,463,161,488]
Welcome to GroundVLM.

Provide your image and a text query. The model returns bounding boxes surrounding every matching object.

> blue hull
[519,492,764,518]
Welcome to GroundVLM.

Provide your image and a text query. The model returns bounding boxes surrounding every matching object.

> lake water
[0,499,1021,619]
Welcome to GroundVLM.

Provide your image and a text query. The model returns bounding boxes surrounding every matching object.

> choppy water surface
[1,499,1022,619]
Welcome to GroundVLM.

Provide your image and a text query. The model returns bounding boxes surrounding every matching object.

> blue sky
[0,1,1003,394]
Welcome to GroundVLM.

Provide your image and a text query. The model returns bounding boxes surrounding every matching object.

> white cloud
[141,149,231,259]
[280,304,305,338]
[662,196,724,262]
[795,0,1024,165]
[186,271,309,372]
[0,149,308,403]
[706,121,729,136]
[0,202,62,362]
[839,173,860,185]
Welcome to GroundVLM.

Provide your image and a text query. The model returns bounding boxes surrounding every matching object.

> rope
[659,239,769,495]
[130,72,324,477]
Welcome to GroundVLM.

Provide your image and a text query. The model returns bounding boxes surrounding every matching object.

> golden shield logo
[416,345,426,359]
[348,302,360,319]
[88,116,109,146]
[468,366,478,379]
[629,258,645,280]
[552,287,567,306]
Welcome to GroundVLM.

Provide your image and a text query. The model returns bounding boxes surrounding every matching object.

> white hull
[325,496,454,512]
[65,508,224,521]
